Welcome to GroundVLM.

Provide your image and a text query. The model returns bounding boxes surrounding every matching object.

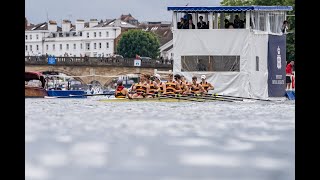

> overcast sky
[26,0,221,24]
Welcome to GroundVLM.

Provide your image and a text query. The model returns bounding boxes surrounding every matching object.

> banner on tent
[267,35,286,97]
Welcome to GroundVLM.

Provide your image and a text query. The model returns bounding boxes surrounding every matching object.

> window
[86,43,90,50]
[94,43,96,49]
[181,55,240,72]
[106,31,109,37]
[256,56,259,71]
[87,32,89,38]
[99,43,101,49]
[94,32,96,37]
[46,44,48,50]
[53,44,55,50]
[36,34,39,39]
[26,45,28,51]
[60,44,62,50]
[30,35,32,40]
[52,33,56,38]
[73,44,76,50]
[25,35,28,40]
[36,45,39,50]
[106,42,109,49]
[66,44,69,50]
[99,32,101,37]
[80,32,82,36]
[30,45,32,51]
[80,43,83,49]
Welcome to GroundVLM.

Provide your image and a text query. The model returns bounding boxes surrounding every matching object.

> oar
[69,93,114,97]
[201,94,243,101]
[209,93,272,102]
[180,94,234,102]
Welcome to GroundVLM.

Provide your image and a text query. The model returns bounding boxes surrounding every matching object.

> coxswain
[131,73,150,98]
[200,75,214,93]
[115,79,132,99]
[190,76,205,95]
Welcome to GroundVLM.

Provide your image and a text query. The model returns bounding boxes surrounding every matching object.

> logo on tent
[277,46,281,69]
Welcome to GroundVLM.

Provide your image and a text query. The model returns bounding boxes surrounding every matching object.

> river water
[25,97,295,180]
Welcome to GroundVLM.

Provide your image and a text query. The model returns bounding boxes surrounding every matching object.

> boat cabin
[167,6,293,98]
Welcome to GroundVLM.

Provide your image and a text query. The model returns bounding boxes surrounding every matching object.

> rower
[154,74,166,95]
[190,76,205,95]
[146,75,158,98]
[131,73,150,98]
[181,75,191,95]
[115,79,132,99]
[165,74,180,95]
[174,74,188,94]
[200,75,214,93]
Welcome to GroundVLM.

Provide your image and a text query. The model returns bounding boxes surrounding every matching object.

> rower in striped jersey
[164,73,181,95]
[200,75,214,94]
[131,73,150,98]
[190,76,205,95]
[154,74,166,95]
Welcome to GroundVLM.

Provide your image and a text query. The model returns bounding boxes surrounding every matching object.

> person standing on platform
[286,60,294,90]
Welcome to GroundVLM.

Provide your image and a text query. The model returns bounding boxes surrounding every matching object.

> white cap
[201,75,206,79]
[154,74,161,80]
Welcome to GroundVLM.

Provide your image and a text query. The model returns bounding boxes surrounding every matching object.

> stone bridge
[25,56,173,86]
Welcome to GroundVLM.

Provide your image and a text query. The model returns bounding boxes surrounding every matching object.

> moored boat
[25,72,48,98]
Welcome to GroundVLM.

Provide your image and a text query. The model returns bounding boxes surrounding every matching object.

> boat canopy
[167,6,293,12]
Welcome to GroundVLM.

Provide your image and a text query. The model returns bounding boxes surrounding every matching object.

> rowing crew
[114,73,214,99]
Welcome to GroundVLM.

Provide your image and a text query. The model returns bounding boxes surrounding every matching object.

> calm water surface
[25,97,295,180]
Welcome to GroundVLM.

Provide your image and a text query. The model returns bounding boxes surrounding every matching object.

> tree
[221,0,295,61]
[117,29,160,58]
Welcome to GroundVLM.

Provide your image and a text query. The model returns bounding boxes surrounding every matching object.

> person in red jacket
[286,61,294,90]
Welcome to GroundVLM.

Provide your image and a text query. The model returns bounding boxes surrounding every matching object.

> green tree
[221,0,295,61]
[117,29,160,58]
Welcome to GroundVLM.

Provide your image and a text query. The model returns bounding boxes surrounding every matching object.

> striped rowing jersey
[191,84,200,93]
[115,86,126,98]
[166,81,176,94]
[149,81,157,94]
[200,81,209,91]
[135,82,147,94]
[158,82,164,93]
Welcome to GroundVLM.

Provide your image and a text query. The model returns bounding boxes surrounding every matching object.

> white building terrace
[25,18,137,57]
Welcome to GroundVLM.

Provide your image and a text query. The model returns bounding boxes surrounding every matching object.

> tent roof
[167,6,293,12]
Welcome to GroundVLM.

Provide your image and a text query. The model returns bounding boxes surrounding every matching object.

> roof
[26,22,48,31]
[163,44,173,52]
[138,24,173,46]
[167,6,293,12]
[103,19,137,28]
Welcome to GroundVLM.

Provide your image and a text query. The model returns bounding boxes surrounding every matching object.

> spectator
[286,60,294,90]
[197,59,207,71]
[197,16,207,29]
[224,19,230,29]
[177,18,185,29]
[234,15,241,28]
[282,20,289,34]
[186,19,195,29]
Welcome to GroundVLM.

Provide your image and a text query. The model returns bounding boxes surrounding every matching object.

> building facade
[25,18,136,57]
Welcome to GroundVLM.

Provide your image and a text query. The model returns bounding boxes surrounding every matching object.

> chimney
[48,20,57,32]
[25,17,28,29]
[89,19,98,28]
[62,19,71,32]
[75,19,85,33]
